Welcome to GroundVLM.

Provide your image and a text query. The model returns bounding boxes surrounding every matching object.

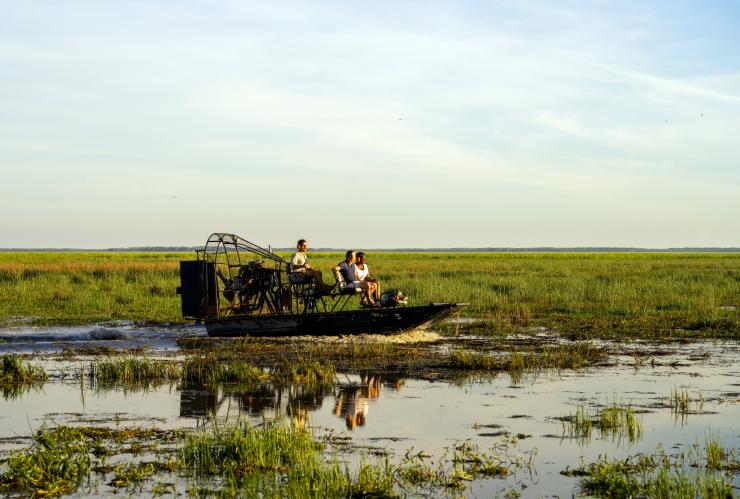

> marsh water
[1,324,739,497]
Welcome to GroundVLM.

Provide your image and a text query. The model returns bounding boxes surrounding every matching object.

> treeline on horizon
[1,247,739,253]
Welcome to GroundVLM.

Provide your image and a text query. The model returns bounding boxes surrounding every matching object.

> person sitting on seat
[289,239,334,293]
[352,252,381,307]
[333,250,356,288]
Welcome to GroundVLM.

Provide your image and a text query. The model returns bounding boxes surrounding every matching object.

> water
[1,325,739,497]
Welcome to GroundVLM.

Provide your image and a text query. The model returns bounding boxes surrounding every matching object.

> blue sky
[1,1,739,248]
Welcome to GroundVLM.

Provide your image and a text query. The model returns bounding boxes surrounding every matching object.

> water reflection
[178,373,406,431]
[334,374,405,430]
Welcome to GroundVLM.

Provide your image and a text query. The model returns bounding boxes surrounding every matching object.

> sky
[1,1,739,248]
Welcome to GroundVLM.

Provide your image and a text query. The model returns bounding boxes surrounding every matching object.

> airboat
[177,233,468,337]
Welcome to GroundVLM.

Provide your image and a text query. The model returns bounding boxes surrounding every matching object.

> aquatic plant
[181,356,268,385]
[396,437,536,492]
[0,353,48,384]
[565,438,739,498]
[180,420,397,497]
[448,343,608,373]
[0,354,48,398]
[88,356,181,387]
[271,358,336,386]
[562,402,642,442]
[0,426,92,497]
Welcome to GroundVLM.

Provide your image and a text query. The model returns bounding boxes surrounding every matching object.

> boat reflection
[179,373,406,430]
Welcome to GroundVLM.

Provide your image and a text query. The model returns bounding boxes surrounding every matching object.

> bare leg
[358,281,373,305]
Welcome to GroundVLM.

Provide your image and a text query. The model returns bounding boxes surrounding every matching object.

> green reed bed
[180,420,396,497]
[1,251,738,338]
[87,356,181,388]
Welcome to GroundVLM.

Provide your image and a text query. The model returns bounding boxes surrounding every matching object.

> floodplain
[0,252,738,497]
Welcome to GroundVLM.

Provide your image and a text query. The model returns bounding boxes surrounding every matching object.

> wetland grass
[182,356,268,385]
[0,353,48,398]
[1,252,738,339]
[0,425,179,496]
[562,402,643,442]
[668,387,705,418]
[448,342,608,373]
[181,355,335,387]
[88,356,181,387]
[0,426,92,497]
[180,420,397,497]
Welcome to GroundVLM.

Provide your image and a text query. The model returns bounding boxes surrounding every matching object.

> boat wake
[0,324,206,353]
[0,327,133,343]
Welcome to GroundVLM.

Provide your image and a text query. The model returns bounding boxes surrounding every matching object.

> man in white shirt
[289,239,333,293]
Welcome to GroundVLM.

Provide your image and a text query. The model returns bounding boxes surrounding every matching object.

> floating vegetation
[0,425,179,496]
[0,425,92,497]
[88,356,181,388]
[0,353,48,398]
[562,402,643,442]
[563,439,738,498]
[397,437,537,492]
[449,343,608,373]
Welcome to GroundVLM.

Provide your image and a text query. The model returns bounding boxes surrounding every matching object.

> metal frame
[191,233,356,319]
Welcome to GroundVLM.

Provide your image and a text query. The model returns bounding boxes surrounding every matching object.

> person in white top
[289,239,333,293]
[352,252,381,306]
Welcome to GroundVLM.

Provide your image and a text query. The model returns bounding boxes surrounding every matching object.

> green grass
[0,251,738,338]
[564,438,739,498]
[180,419,397,497]
[182,356,269,385]
[88,356,182,388]
[0,426,92,497]
[448,342,608,372]
[0,353,48,398]
[562,402,643,442]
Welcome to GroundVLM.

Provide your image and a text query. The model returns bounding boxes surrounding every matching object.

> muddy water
[1,326,739,497]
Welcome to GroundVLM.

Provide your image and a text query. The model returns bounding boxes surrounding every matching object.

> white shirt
[352,263,369,281]
[290,252,307,272]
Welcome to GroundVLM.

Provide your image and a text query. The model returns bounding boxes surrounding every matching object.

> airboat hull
[204,303,468,337]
